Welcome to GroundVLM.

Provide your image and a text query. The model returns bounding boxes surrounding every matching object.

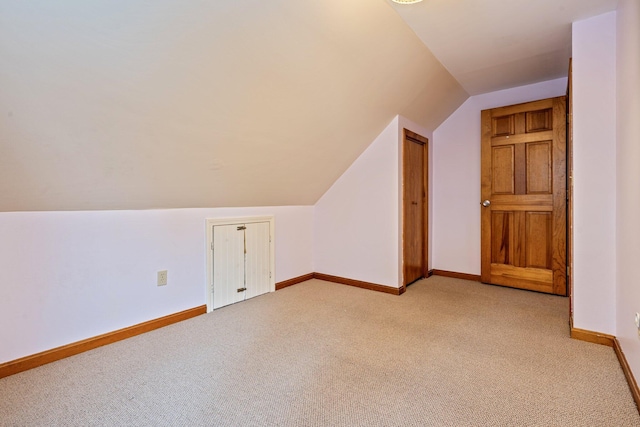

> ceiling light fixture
[391,0,423,4]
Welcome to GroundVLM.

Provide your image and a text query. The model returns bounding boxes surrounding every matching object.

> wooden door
[403,129,428,286]
[480,97,567,295]
[567,60,574,317]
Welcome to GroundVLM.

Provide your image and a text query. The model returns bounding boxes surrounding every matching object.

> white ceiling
[389,0,619,95]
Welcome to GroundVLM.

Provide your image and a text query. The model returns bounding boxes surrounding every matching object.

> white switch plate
[157,270,168,286]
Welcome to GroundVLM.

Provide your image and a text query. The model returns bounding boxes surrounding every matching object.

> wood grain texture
[526,108,552,132]
[275,273,314,290]
[492,145,515,194]
[0,305,207,379]
[567,59,575,319]
[526,141,552,194]
[277,272,408,295]
[614,338,640,414]
[480,109,493,284]
[405,129,429,145]
[492,114,515,136]
[402,129,429,285]
[526,212,552,269]
[551,96,567,295]
[403,136,424,284]
[491,130,554,146]
[491,194,553,205]
[490,98,553,116]
[489,263,553,292]
[481,96,566,295]
[514,143,527,195]
[313,273,404,295]
[570,327,615,347]
[432,270,481,282]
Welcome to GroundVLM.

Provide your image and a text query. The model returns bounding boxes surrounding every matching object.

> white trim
[205,216,276,313]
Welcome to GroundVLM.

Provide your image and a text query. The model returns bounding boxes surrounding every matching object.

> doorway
[402,129,429,287]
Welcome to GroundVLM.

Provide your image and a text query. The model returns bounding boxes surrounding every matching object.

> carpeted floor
[1,276,638,426]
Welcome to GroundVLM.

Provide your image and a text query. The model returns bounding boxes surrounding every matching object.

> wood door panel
[492,146,515,195]
[491,211,529,267]
[491,212,514,265]
[481,96,566,295]
[526,141,552,194]
[490,263,553,283]
[492,115,515,136]
[489,264,553,293]
[525,109,553,133]
[525,212,552,269]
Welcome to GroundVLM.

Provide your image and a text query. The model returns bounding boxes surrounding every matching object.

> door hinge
[567,266,571,277]
[211,241,214,250]
[566,190,569,201]
[237,225,246,231]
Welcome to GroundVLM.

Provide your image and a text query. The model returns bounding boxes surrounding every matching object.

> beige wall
[0,0,466,212]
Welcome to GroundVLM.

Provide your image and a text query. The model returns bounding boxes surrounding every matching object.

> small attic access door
[206,217,275,312]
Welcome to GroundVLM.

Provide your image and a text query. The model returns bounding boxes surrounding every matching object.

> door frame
[205,216,275,312]
[401,128,429,289]
[567,60,575,322]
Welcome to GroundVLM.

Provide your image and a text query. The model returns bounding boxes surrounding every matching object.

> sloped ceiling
[389,0,618,95]
[0,0,468,211]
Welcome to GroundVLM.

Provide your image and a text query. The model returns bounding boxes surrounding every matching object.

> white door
[244,222,271,300]
[212,224,246,309]
[212,222,272,309]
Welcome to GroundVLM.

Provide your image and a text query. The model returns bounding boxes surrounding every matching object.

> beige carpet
[1,276,638,426]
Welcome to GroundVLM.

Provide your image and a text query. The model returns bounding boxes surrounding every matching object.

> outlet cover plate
[157,270,168,286]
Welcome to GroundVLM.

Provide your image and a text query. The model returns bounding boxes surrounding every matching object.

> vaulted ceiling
[0,0,618,211]
[388,0,618,95]
[0,0,466,211]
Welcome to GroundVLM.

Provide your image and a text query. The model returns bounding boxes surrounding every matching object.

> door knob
[482,200,491,207]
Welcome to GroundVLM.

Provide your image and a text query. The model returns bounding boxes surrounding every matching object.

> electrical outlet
[157,270,168,286]
[635,313,640,337]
